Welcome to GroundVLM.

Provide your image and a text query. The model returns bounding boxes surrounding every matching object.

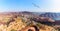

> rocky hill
[0,12,59,31]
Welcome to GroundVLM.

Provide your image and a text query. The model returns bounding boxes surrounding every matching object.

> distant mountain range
[39,13,60,20]
[21,11,60,20]
[21,11,60,25]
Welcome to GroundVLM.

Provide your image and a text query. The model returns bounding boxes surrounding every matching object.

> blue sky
[0,0,60,12]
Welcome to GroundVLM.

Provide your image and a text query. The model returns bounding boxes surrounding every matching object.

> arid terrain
[0,12,59,31]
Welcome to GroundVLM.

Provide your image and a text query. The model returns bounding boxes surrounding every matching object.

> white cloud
[52,0,60,8]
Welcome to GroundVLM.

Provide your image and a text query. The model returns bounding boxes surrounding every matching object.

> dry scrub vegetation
[0,12,59,31]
